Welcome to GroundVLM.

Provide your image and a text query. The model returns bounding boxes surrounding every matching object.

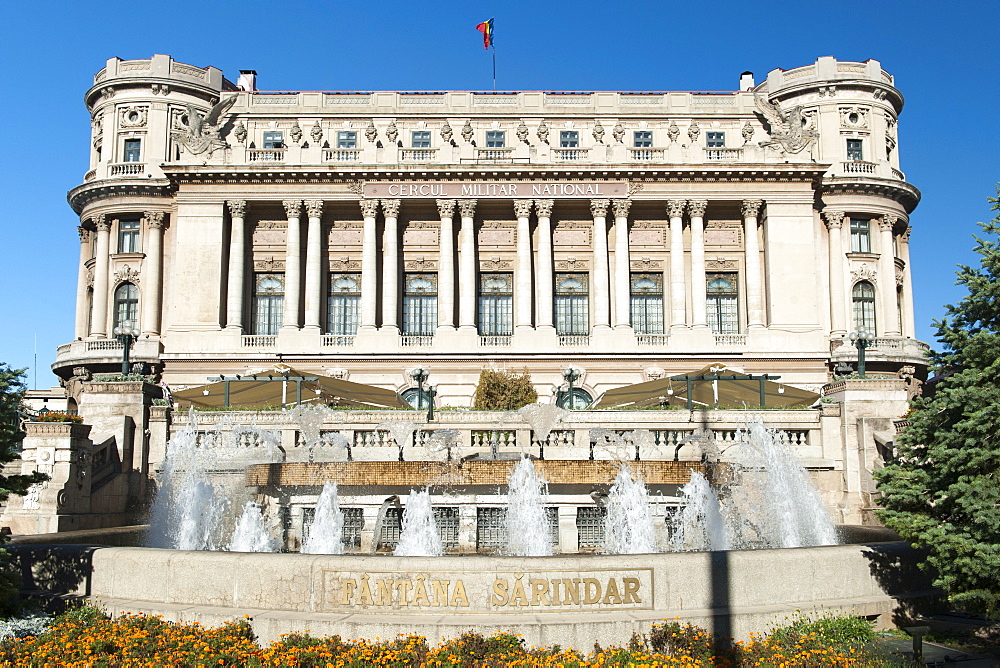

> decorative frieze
[254,257,286,271]
[706,258,738,270]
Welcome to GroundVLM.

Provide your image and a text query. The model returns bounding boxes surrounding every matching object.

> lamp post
[425,384,437,422]
[410,366,431,418]
[113,320,140,375]
[561,365,581,409]
[849,328,875,378]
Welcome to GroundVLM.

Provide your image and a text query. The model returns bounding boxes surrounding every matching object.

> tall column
[436,199,456,330]
[458,199,477,330]
[591,199,611,330]
[666,199,687,328]
[282,200,302,330]
[514,199,534,329]
[612,199,632,329]
[879,215,901,336]
[90,214,111,337]
[359,199,380,330]
[534,200,555,329]
[900,225,915,338]
[225,200,247,332]
[381,199,401,332]
[823,210,847,336]
[688,200,708,329]
[74,225,91,340]
[742,199,765,328]
[303,200,324,331]
[142,211,165,335]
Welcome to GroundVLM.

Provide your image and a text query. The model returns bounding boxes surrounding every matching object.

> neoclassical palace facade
[58,55,925,405]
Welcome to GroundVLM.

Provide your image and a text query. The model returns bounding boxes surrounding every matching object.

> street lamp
[410,366,432,419]
[113,320,140,375]
[848,328,875,378]
[561,365,581,409]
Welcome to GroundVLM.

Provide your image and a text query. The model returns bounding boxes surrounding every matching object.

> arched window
[113,282,139,330]
[253,274,284,335]
[554,273,589,335]
[327,273,360,335]
[630,273,663,334]
[852,281,877,333]
[706,273,739,334]
[402,388,431,409]
[402,273,438,335]
[557,387,592,410]
[478,273,513,335]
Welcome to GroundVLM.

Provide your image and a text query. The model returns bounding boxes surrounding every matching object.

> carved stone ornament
[706,258,738,270]
[631,258,663,269]
[666,199,687,219]
[290,121,303,144]
[114,264,140,285]
[255,257,286,271]
[741,120,754,144]
[93,214,110,231]
[282,200,302,218]
[643,366,665,381]
[406,258,437,270]
[459,199,477,218]
[612,199,632,218]
[381,199,401,218]
[513,199,533,218]
[119,105,148,129]
[592,120,605,143]
[326,367,350,380]
[306,200,324,219]
[687,200,708,218]
[310,121,323,143]
[880,214,898,232]
[77,226,90,243]
[233,120,247,144]
[536,120,549,143]
[839,106,869,129]
[823,210,845,229]
[851,264,878,284]
[347,181,364,195]
[440,120,453,143]
[481,258,511,270]
[687,121,701,142]
[329,257,360,270]
[360,199,380,218]
[895,267,904,287]
[170,95,237,156]
[516,120,529,143]
[150,83,170,95]
[436,199,456,218]
[365,120,378,143]
[754,93,819,155]
[556,258,590,269]
[667,120,680,142]
[612,122,625,143]
[590,199,609,218]
[461,119,474,142]
[85,268,94,288]
[741,199,763,219]
[628,181,644,195]
[143,211,166,229]
[386,121,399,143]
[534,199,554,217]
[227,200,247,218]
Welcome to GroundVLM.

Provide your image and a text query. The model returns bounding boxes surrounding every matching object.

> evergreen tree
[875,188,1000,618]
[0,364,47,503]
[472,368,538,410]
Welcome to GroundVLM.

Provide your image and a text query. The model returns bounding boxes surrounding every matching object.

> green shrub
[471,369,538,410]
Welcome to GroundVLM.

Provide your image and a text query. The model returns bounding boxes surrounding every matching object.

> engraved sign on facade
[322,568,653,614]
[553,229,590,246]
[364,181,629,199]
[706,223,742,246]
[253,223,286,245]
[403,229,439,246]
[329,229,363,245]
[479,229,515,246]
[629,230,664,245]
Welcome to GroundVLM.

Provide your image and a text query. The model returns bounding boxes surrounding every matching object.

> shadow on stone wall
[862,541,943,626]
[8,545,97,613]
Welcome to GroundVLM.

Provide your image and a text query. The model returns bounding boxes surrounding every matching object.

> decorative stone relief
[329,257,360,270]
[851,264,878,283]
[440,120,453,143]
[612,199,631,218]
[290,122,303,143]
[592,120,605,143]
[555,258,590,269]
[385,121,399,143]
[254,257,286,271]
[283,200,302,218]
[91,112,103,137]
[143,211,166,229]
[706,258,738,270]
[93,214,110,231]
[817,85,837,97]
[881,214,898,232]
[687,121,700,142]
[114,264,140,284]
[381,199,401,218]
[754,94,818,155]
[436,199,456,218]
[85,268,94,288]
[233,121,247,144]
[612,122,625,143]
[461,119,474,143]
[589,199,609,217]
[643,367,665,381]
[895,267,904,287]
[741,199,763,218]
[839,106,869,129]
[150,83,170,95]
[480,257,511,270]
[631,258,664,269]
[687,200,708,218]
[227,200,247,218]
[365,120,377,143]
[823,210,845,229]
[347,181,364,195]
[513,200,533,218]
[326,367,350,380]
[310,121,323,143]
[628,182,644,195]
[534,199,554,217]
[665,199,687,219]
[536,120,549,143]
[516,120,529,143]
[170,95,237,156]
[741,120,754,144]
[118,105,148,128]
[705,222,742,246]
[667,120,680,142]
[360,199,380,218]
[306,200,324,219]
[458,199,477,218]
[405,258,437,270]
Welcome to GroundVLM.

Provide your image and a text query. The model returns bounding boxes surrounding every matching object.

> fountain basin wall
[12,541,936,649]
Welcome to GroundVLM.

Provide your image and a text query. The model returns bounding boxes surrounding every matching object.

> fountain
[669,470,730,552]
[301,483,345,554]
[378,420,418,460]
[227,501,276,553]
[604,465,659,554]
[504,455,552,556]
[517,403,568,445]
[394,489,443,557]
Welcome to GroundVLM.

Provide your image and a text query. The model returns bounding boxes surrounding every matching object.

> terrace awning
[591,364,819,409]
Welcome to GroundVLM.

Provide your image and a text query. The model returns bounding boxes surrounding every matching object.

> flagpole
[491,46,496,92]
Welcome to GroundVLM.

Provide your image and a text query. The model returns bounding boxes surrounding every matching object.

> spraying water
[227,501,276,552]
[504,456,552,556]
[394,489,443,556]
[301,482,345,554]
[604,465,659,554]
[378,420,418,460]
[669,470,730,552]
[517,403,568,446]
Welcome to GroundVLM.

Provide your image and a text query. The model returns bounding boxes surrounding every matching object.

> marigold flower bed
[0,607,887,667]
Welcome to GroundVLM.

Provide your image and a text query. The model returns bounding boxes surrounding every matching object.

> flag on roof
[475,18,494,49]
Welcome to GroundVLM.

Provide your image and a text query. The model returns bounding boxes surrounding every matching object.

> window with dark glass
[478,273,513,335]
[326,273,360,335]
[706,272,739,334]
[485,130,505,148]
[706,131,725,148]
[337,131,357,149]
[252,273,284,335]
[850,218,871,253]
[554,273,589,335]
[630,273,664,334]
[123,139,141,162]
[402,388,431,410]
[117,219,140,254]
[559,131,579,148]
[402,273,437,335]
[113,282,139,330]
[633,130,652,147]
[846,138,863,160]
[557,387,592,410]
[853,281,877,333]
[262,131,284,149]
[411,131,431,148]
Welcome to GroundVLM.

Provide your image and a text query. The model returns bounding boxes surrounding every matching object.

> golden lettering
[357,575,374,606]
[432,579,451,607]
[340,578,357,605]
[549,579,561,605]
[530,579,551,606]
[561,578,581,605]
[450,580,469,607]
[622,577,641,604]
[412,575,431,607]
[509,578,529,606]
[602,578,623,605]
[394,580,413,606]
[491,579,509,607]
[375,579,393,606]
[583,578,602,604]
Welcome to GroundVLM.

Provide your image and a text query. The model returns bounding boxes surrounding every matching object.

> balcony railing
[704,148,743,161]
[109,162,144,176]
[842,160,877,175]
[400,148,437,162]
[248,149,285,163]
[636,334,668,346]
[321,335,355,347]
[322,149,360,162]
[242,335,276,348]
[475,148,514,162]
[479,335,512,347]
[84,169,97,182]
[400,335,433,347]
[553,148,588,161]
[891,167,906,180]
[558,335,590,346]
[85,339,124,352]
[714,334,747,346]
[629,148,664,162]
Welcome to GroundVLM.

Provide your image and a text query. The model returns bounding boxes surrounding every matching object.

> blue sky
[1,0,996,389]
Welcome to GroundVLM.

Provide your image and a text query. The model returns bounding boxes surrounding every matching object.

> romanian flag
[476,18,494,49]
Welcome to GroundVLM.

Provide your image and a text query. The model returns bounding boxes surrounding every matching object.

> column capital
[665,199,687,219]
[305,199,324,219]
[359,198,380,218]
[282,199,302,218]
[77,225,90,242]
[380,198,401,218]
[880,214,898,232]
[226,199,247,218]
[92,214,109,231]
[436,199,456,218]
[143,211,166,229]
[590,198,610,218]
[611,199,632,219]
[901,225,912,242]
[741,199,763,219]
[513,199,533,218]
[458,199,477,219]
[534,199,554,217]
[822,210,845,229]
[687,199,708,218]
